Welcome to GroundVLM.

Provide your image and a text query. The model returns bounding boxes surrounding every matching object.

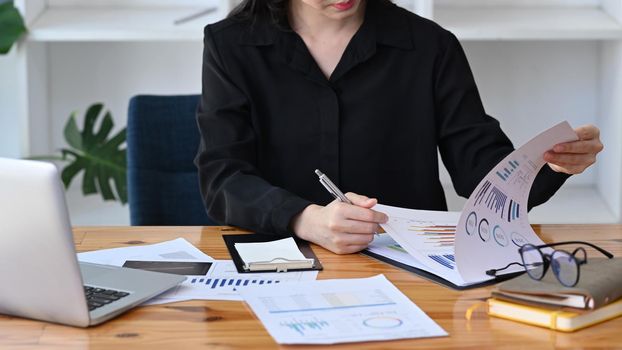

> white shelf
[435,6,622,40]
[8,0,621,225]
[28,7,227,41]
[27,4,622,42]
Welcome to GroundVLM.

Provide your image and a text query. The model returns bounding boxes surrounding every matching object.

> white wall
[598,40,622,220]
[47,42,203,150]
[440,41,599,190]
[0,49,21,158]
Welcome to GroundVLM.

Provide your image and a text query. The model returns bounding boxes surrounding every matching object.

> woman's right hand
[291,193,388,254]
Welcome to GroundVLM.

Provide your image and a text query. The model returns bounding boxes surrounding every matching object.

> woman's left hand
[544,124,604,174]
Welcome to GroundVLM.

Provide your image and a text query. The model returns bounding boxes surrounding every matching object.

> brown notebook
[492,258,622,310]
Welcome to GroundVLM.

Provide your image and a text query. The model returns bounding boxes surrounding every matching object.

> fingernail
[554,145,564,152]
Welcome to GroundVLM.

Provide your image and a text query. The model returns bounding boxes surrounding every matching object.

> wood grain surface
[1,225,621,349]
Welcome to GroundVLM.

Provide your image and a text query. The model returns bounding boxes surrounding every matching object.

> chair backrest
[127,94,215,225]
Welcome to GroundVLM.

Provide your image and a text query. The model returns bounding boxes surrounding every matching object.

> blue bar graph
[188,277,284,292]
[428,254,454,269]
[497,160,520,181]
[507,200,520,222]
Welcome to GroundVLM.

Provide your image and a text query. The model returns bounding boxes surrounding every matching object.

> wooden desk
[1,225,621,349]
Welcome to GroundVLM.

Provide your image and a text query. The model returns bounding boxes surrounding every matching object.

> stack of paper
[235,237,315,271]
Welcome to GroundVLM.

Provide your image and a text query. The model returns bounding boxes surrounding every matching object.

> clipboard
[223,234,323,273]
[361,249,522,290]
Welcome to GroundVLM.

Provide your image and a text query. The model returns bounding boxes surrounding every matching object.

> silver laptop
[0,158,185,327]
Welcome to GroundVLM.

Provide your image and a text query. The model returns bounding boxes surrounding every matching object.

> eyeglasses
[486,241,613,287]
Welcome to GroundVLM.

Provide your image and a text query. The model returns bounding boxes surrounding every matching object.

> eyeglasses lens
[521,245,545,280]
[551,250,579,287]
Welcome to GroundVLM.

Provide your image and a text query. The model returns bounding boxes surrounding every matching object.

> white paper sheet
[144,260,318,304]
[239,275,447,344]
[455,121,579,282]
[77,238,214,264]
[77,238,318,304]
[374,205,478,286]
[367,233,429,271]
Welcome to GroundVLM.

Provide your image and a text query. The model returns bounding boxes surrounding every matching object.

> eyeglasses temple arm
[485,261,525,276]
[536,241,613,259]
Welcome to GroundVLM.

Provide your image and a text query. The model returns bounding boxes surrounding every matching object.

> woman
[195,0,603,254]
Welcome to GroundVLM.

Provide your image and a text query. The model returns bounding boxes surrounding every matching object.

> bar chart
[189,277,281,291]
[496,160,520,181]
[280,318,330,336]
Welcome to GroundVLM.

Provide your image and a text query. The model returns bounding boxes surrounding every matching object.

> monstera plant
[34,104,128,204]
[0,1,26,55]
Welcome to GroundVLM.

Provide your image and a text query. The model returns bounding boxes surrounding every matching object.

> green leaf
[82,164,97,195]
[63,113,83,150]
[82,103,104,150]
[0,2,27,55]
[59,103,127,204]
[97,171,115,201]
[61,160,83,189]
[94,112,114,145]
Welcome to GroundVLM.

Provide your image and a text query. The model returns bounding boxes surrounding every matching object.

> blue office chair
[127,94,215,225]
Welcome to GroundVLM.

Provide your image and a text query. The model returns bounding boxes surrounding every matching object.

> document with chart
[78,238,318,304]
[455,121,578,282]
[144,260,318,304]
[239,275,447,344]
[371,121,578,288]
[367,205,474,287]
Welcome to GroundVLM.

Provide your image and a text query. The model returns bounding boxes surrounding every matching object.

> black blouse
[195,1,570,235]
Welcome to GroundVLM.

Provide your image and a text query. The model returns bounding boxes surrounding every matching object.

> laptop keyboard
[84,286,130,311]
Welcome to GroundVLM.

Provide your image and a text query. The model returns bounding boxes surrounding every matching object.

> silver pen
[314,169,352,204]
[314,169,380,236]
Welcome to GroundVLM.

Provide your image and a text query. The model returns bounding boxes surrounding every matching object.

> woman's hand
[291,192,388,255]
[545,124,604,174]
